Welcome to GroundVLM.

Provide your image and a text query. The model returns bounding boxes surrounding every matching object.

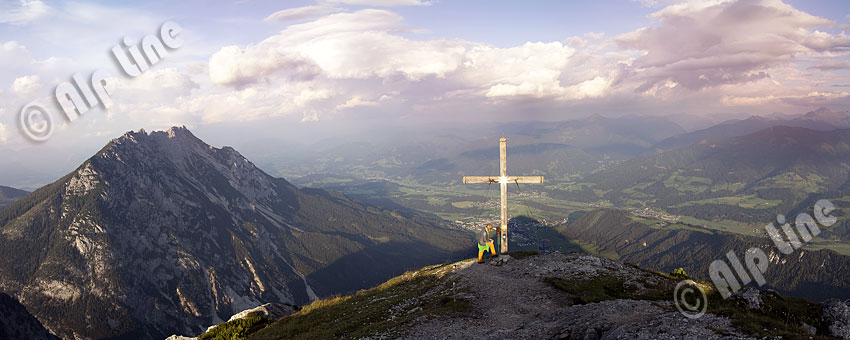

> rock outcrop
[824,299,850,339]
[166,302,298,340]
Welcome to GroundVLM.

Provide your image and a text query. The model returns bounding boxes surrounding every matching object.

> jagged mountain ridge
[0,127,469,340]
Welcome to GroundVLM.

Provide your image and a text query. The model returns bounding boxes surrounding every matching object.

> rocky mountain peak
[0,127,469,340]
[95,126,270,199]
[108,126,209,162]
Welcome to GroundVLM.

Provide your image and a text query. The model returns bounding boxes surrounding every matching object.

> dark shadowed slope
[0,292,58,340]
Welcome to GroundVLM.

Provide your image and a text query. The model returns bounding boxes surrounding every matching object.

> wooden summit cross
[462,138,544,254]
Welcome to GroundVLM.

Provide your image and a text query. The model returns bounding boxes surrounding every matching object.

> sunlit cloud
[264,5,343,22]
[10,75,41,96]
[619,0,848,92]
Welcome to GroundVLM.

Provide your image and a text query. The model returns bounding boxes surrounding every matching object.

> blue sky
[1,0,849,188]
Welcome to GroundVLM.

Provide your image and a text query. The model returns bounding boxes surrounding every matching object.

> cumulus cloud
[459,42,575,98]
[208,9,608,107]
[617,0,850,91]
[264,5,342,22]
[0,0,50,25]
[200,1,850,124]
[210,9,469,89]
[0,41,75,97]
[11,75,41,95]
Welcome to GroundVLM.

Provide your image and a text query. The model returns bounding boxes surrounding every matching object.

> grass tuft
[545,275,670,304]
[198,311,270,340]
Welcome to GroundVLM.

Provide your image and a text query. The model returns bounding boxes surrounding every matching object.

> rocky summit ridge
[236,252,850,340]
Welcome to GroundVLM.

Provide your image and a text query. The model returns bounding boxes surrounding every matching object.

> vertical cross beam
[462,138,544,255]
[499,138,508,254]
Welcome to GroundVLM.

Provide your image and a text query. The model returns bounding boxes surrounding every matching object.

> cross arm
[462,176,499,184]
[508,176,544,184]
[462,176,544,184]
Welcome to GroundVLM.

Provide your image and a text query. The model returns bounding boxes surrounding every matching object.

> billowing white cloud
[11,75,41,95]
[265,5,342,22]
[464,42,576,98]
[617,0,850,91]
[210,9,432,86]
[0,0,50,25]
[208,9,610,113]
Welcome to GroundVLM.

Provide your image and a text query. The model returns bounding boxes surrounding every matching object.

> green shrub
[198,312,271,340]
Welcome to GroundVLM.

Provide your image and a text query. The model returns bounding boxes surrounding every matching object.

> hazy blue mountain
[0,185,29,210]
[797,107,850,128]
[654,107,849,151]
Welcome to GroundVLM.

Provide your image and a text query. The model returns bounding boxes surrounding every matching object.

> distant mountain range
[284,108,850,188]
[0,127,469,339]
[582,126,850,223]
[654,107,850,151]
[0,185,28,210]
[284,114,689,186]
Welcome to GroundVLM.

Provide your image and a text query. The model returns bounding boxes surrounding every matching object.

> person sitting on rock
[477,224,498,263]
